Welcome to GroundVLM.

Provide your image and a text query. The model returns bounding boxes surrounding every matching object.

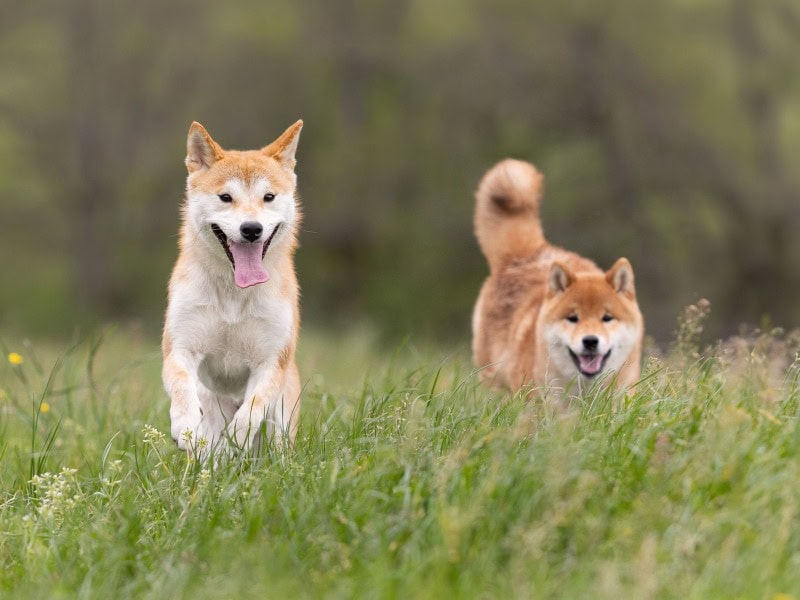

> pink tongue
[229,242,269,288]
[579,354,604,375]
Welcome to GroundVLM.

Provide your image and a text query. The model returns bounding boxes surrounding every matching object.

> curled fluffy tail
[474,159,546,272]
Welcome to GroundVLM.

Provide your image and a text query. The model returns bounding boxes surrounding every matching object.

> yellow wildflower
[40,402,50,414]
[8,352,23,366]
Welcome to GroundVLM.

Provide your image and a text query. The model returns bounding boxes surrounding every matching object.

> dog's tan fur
[472,159,644,391]
[162,121,303,456]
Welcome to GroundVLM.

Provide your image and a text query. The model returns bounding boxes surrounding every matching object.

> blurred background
[1,0,799,346]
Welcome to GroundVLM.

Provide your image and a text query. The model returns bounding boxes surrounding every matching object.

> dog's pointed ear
[606,258,636,297]
[263,120,303,171]
[186,122,224,173]
[548,262,574,295]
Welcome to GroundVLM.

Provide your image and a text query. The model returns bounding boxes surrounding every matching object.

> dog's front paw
[170,406,205,452]
[225,411,264,453]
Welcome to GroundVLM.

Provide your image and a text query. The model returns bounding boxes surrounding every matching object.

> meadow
[2,304,800,599]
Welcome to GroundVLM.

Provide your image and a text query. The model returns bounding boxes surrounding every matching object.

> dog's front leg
[163,351,204,451]
[226,364,285,453]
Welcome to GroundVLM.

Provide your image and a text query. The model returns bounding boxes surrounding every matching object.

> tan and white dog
[162,120,303,456]
[472,159,644,393]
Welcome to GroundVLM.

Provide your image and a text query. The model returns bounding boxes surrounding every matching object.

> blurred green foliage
[1,0,798,342]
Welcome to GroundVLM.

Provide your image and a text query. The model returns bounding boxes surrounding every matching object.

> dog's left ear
[263,120,303,171]
[606,258,635,297]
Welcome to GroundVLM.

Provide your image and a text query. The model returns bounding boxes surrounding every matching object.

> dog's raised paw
[170,408,205,451]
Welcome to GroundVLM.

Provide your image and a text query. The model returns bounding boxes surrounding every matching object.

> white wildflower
[196,468,211,491]
[142,424,166,445]
[28,466,82,527]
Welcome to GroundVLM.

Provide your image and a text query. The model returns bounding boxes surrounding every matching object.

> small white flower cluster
[181,430,209,463]
[142,424,166,445]
[26,467,81,526]
[196,468,211,491]
[238,473,259,499]
[99,460,125,492]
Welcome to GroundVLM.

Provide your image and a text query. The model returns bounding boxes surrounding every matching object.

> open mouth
[568,349,612,378]
[210,223,281,265]
[211,224,235,264]
[210,223,281,288]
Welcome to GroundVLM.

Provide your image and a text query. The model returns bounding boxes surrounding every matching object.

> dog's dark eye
[602,314,614,322]
[218,193,233,203]
[566,315,579,323]
[263,193,275,202]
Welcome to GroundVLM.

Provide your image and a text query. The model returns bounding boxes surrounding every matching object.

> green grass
[1,319,800,599]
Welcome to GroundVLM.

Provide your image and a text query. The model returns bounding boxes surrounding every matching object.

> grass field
[2,308,800,599]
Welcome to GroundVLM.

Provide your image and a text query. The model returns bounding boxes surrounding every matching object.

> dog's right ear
[186,122,224,173]
[548,262,574,295]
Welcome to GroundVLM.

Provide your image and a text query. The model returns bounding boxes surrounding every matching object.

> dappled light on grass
[1,315,800,597]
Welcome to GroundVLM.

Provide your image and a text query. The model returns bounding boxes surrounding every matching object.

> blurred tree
[0,0,798,343]
[727,0,800,327]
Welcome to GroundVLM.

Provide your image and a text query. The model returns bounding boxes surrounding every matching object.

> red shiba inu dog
[162,120,303,456]
[472,159,644,392]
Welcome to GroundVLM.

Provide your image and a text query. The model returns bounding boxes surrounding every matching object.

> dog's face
[538,258,642,382]
[183,121,302,288]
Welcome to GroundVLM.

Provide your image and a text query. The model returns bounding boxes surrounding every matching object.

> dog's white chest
[168,283,294,395]
[193,304,290,395]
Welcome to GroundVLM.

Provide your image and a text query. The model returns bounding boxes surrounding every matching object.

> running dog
[162,120,303,455]
[472,159,644,392]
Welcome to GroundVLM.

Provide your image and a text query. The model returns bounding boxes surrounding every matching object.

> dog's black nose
[240,221,263,242]
[582,335,599,352]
